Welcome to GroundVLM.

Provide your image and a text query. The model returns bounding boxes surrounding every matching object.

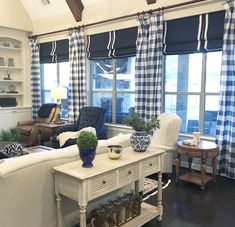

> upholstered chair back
[150,112,182,149]
[150,112,182,174]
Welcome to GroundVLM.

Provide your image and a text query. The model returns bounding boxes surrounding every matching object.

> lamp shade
[51,87,67,100]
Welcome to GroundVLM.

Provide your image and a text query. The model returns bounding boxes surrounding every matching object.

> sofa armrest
[17,120,35,127]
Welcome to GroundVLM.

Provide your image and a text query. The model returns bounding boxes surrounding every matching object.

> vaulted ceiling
[20,0,105,21]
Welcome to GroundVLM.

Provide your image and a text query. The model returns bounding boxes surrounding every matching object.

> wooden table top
[177,140,219,152]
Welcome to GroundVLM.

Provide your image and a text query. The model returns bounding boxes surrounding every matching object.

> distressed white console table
[53,147,164,227]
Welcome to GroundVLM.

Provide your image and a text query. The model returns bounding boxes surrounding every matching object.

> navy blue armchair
[52,106,106,148]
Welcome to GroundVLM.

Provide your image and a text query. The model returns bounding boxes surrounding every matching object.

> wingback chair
[17,103,59,146]
[150,112,182,174]
[52,106,106,148]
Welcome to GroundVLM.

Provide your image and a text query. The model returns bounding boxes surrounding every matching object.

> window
[164,51,222,136]
[90,57,135,124]
[40,62,69,118]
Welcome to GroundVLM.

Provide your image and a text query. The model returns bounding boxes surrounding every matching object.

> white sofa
[0,134,131,227]
[0,112,181,227]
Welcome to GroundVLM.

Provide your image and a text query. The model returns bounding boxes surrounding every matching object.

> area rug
[143,178,171,201]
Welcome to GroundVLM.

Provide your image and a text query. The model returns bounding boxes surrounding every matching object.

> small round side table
[176,140,219,189]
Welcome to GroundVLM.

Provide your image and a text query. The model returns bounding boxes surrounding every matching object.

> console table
[53,147,164,227]
[176,140,219,189]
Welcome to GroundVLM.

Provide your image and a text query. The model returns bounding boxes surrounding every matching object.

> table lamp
[51,86,67,123]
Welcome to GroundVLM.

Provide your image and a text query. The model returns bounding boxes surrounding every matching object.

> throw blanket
[57,127,96,147]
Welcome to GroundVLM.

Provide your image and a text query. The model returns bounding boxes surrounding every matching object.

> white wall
[0,0,32,32]
[33,0,224,43]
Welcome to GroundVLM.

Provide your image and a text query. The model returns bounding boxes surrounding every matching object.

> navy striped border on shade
[40,39,69,63]
[86,27,137,59]
[163,10,225,54]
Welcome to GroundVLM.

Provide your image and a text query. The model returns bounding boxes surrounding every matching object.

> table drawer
[142,157,160,176]
[88,171,117,198]
[177,147,202,158]
[119,163,139,185]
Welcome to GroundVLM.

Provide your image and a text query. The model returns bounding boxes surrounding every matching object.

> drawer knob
[102,180,106,184]
[128,171,132,174]
[149,163,153,167]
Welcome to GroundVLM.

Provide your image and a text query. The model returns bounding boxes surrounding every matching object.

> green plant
[0,127,20,142]
[77,131,98,150]
[123,108,160,132]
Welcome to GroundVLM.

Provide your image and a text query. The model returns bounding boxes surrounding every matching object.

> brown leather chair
[17,103,59,146]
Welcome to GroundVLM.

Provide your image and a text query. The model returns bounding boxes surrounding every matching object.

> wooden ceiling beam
[146,0,156,5]
[66,0,84,22]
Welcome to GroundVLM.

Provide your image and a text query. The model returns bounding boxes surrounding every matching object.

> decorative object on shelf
[0,87,5,93]
[107,145,123,159]
[51,86,67,123]
[3,42,10,47]
[90,191,142,227]
[7,84,17,93]
[14,43,20,48]
[3,71,12,80]
[8,58,14,67]
[0,57,4,66]
[124,108,160,152]
[77,131,98,168]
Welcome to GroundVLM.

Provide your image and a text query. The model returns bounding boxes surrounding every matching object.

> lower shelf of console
[87,202,161,227]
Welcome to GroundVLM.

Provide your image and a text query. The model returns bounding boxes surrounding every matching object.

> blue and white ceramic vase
[79,148,96,168]
[130,131,151,152]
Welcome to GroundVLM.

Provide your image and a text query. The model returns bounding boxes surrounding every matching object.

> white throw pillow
[57,127,96,147]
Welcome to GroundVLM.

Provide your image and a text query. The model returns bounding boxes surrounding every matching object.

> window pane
[116,57,135,92]
[91,59,113,91]
[92,93,112,123]
[165,53,202,92]
[165,94,200,133]
[204,96,219,136]
[59,62,70,87]
[116,93,135,124]
[206,51,222,93]
[42,63,57,89]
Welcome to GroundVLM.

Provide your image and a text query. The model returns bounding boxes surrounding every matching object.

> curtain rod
[29,0,216,39]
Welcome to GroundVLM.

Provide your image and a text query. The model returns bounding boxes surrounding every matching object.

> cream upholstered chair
[150,112,182,174]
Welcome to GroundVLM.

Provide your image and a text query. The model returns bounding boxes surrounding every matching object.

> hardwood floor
[144,168,235,227]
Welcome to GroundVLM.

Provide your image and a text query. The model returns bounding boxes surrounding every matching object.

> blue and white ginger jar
[130,131,151,152]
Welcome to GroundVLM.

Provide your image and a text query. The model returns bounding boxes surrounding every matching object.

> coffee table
[53,147,164,227]
[23,145,54,154]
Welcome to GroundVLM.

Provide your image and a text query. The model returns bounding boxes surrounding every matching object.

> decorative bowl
[107,145,123,160]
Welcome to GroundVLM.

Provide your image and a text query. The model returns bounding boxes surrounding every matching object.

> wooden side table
[176,140,219,189]
[35,122,67,146]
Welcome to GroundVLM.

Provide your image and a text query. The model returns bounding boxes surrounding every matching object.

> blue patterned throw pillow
[3,142,24,157]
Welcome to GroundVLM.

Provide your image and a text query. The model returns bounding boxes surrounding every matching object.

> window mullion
[56,63,60,85]
[200,53,207,134]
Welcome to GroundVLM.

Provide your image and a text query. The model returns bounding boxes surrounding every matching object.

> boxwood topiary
[77,131,98,150]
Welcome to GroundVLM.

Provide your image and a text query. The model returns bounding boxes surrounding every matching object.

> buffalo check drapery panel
[216,0,235,179]
[68,29,87,123]
[135,12,163,121]
[30,38,41,119]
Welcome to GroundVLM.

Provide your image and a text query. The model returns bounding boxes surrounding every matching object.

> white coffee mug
[193,132,200,145]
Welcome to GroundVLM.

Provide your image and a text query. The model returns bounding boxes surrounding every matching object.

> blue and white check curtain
[68,29,87,123]
[135,12,163,121]
[216,0,235,179]
[29,38,41,119]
